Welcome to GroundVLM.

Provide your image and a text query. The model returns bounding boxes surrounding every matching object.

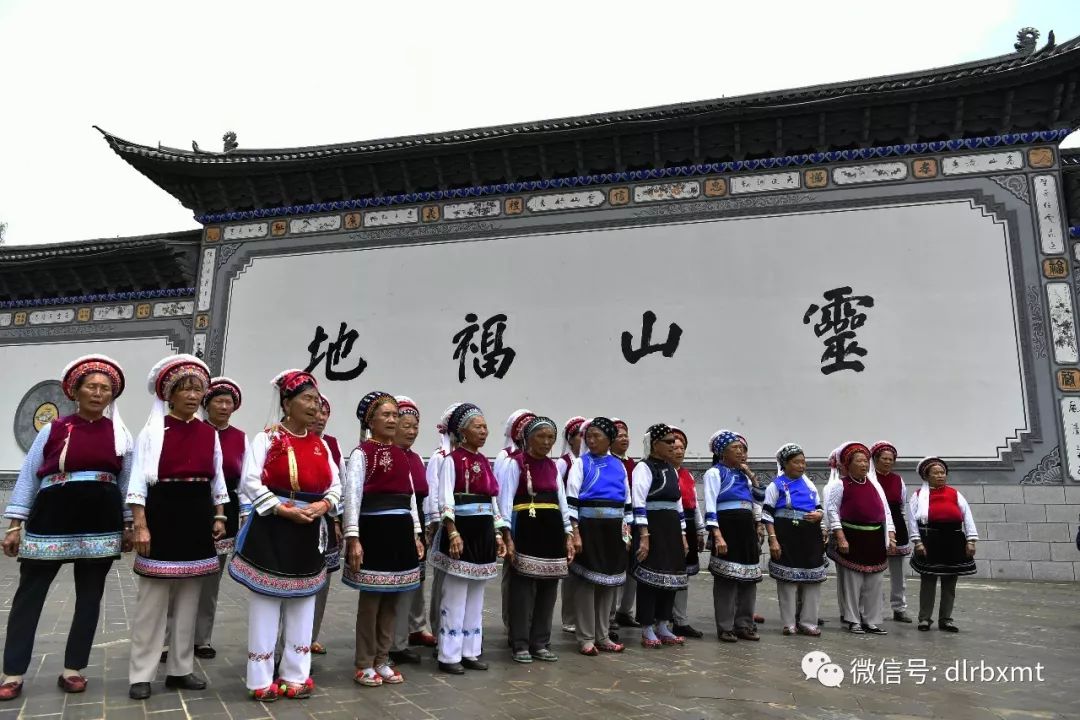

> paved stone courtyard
[0,562,1077,720]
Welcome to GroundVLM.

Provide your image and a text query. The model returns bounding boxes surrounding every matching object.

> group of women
[0,353,981,703]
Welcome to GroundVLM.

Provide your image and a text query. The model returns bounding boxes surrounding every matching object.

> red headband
[840,442,871,468]
[155,360,210,401]
[62,357,124,401]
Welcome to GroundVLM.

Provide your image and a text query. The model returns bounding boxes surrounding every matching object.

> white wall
[220,199,1026,461]
[0,336,177,472]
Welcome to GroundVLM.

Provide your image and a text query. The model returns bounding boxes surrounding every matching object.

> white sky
[1,0,1077,246]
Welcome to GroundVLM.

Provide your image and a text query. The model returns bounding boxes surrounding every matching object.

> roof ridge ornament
[1015,27,1040,55]
[223,131,238,153]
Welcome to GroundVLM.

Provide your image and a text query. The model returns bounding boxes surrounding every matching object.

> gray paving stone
[989,559,1034,579]
[1022,486,1066,504]
[969,503,1006,521]
[1043,503,1080,523]
[1048,542,1078,562]
[951,485,983,503]
[1030,561,1075,582]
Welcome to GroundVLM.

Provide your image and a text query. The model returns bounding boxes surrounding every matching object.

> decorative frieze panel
[364,208,418,227]
[831,162,908,185]
[289,215,341,234]
[28,309,75,325]
[526,191,606,212]
[1046,282,1078,364]
[197,248,216,312]
[223,223,268,240]
[92,305,135,321]
[730,172,801,195]
[1032,175,1065,255]
[153,301,194,318]
[444,200,501,220]
[632,182,700,203]
[941,151,1023,176]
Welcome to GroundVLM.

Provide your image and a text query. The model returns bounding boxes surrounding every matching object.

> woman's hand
[121,527,134,553]
[756,522,766,545]
[697,532,706,552]
[965,541,976,559]
[305,499,332,520]
[133,523,151,556]
[712,528,727,556]
[334,521,343,547]
[834,530,849,555]
[276,504,313,525]
[768,535,781,561]
[681,533,689,557]
[496,534,507,559]
[804,510,823,523]
[914,541,927,557]
[636,534,650,562]
[415,535,425,562]
[565,535,576,563]
[346,537,363,572]
[501,530,515,563]
[571,527,583,555]
[449,532,464,559]
[887,531,897,555]
[212,520,226,540]
[2,526,21,558]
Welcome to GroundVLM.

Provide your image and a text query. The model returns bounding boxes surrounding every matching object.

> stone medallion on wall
[13,381,75,453]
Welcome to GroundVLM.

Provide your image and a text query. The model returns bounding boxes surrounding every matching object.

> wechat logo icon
[802,651,845,688]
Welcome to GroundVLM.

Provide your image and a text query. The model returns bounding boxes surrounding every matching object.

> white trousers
[887,555,908,611]
[836,566,884,627]
[437,576,485,664]
[247,592,315,689]
[129,577,201,683]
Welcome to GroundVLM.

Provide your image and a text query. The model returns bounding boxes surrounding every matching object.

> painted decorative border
[0,298,195,330]
[0,287,195,310]
[193,129,1069,224]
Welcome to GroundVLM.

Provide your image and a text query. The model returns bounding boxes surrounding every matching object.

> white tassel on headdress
[557,416,586,459]
[142,354,209,484]
[502,408,532,453]
[437,402,463,456]
[265,368,304,430]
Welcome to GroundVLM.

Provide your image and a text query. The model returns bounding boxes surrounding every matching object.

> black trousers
[3,560,113,675]
[635,582,676,626]
[507,567,558,653]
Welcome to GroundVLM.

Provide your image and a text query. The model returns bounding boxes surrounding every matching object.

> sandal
[277,677,314,699]
[310,642,327,655]
[640,637,662,649]
[797,625,821,637]
[249,685,279,702]
[597,641,624,653]
[659,635,685,646]
[530,648,558,662]
[375,664,404,684]
[513,650,533,663]
[354,669,382,687]
[782,625,797,636]
[578,644,599,656]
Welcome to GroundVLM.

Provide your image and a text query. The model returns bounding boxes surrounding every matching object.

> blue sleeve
[5,424,52,520]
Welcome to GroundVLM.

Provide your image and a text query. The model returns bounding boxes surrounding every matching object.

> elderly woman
[669,427,705,639]
[1,356,133,701]
[343,392,424,687]
[631,424,688,648]
[228,370,340,701]
[566,417,631,656]
[388,396,436,665]
[871,441,912,623]
[612,419,640,631]
[425,403,462,648]
[824,441,896,635]
[497,415,573,663]
[703,430,763,643]
[494,409,535,634]
[127,355,228,700]
[309,395,345,656]
[432,403,507,675]
[763,444,827,637]
[557,415,586,635]
[907,457,977,632]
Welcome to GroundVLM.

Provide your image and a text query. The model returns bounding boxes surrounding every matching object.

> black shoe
[389,648,422,665]
[672,624,704,639]
[461,658,488,671]
[863,624,888,636]
[939,621,959,633]
[193,645,216,659]
[164,674,207,691]
[614,612,640,628]
[438,661,465,675]
[893,611,913,623]
[129,682,151,700]
[717,630,738,643]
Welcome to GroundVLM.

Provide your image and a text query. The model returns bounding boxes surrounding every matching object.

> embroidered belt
[774,508,814,520]
[841,520,883,531]
[646,500,680,512]
[454,503,493,516]
[513,502,560,512]
[716,500,754,512]
[578,506,625,519]
[41,471,116,488]
[157,477,209,483]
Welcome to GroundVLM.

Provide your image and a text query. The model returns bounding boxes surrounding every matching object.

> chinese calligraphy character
[803,287,875,375]
[849,657,876,685]
[305,321,367,381]
[621,311,683,364]
[451,313,516,383]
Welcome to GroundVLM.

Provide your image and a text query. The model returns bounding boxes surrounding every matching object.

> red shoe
[640,637,662,649]
[578,645,599,656]
[753,614,765,624]
[0,681,22,702]
[659,635,685,646]
[249,685,279,702]
[408,631,437,647]
[57,674,88,693]
[597,641,624,653]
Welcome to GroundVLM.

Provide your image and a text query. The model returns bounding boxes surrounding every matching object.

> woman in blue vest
[703,430,763,643]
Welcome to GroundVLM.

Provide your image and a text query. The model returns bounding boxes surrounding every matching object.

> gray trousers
[130,577,201,683]
[776,580,822,629]
[194,555,228,646]
[672,587,689,625]
[918,574,957,623]
[712,577,756,633]
[835,560,848,621]
[888,555,908,611]
[574,581,616,646]
[617,573,636,616]
[836,566,884,626]
[560,573,579,627]
[390,579,428,651]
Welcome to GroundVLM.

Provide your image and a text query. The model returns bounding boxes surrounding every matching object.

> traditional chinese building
[4,28,1080,579]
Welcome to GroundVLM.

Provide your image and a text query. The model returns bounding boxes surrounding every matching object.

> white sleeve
[958,491,978,540]
[555,457,568,482]
[126,428,152,507]
[824,481,844,532]
[565,457,584,521]
[425,454,444,522]
[240,432,279,516]
[343,447,365,539]
[703,467,720,529]
[210,434,229,506]
[237,436,254,513]
[555,466,572,533]
[630,462,651,526]
[439,454,456,522]
[906,489,921,544]
[4,424,51,520]
[761,482,779,524]
[117,444,134,522]
[496,459,520,523]
[623,465,633,525]
[321,438,342,510]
